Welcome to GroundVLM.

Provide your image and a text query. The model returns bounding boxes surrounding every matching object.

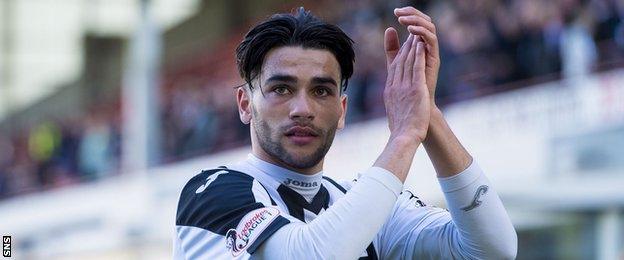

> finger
[392,34,413,86]
[384,27,400,70]
[413,41,426,84]
[403,35,418,84]
[386,33,410,86]
[394,6,432,22]
[407,25,439,57]
[398,15,436,34]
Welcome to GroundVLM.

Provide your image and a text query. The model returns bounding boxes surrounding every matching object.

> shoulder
[178,168,258,207]
[175,167,291,258]
[176,167,272,234]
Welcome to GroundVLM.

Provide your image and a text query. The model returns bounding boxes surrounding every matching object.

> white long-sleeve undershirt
[254,166,402,259]
[254,162,517,259]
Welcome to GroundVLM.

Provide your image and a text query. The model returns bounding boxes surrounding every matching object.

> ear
[337,94,347,130]
[236,87,252,124]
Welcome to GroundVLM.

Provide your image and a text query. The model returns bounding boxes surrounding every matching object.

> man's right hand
[383,29,431,144]
[373,29,430,183]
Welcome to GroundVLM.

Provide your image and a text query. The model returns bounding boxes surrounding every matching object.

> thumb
[384,27,400,69]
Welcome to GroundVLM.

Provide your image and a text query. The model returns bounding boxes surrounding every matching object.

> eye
[313,87,332,97]
[273,85,291,95]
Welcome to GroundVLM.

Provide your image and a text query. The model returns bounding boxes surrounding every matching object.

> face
[237,46,347,174]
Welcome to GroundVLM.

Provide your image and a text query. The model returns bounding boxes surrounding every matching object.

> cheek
[321,104,343,125]
[254,105,280,123]
[255,97,293,120]
[252,105,283,134]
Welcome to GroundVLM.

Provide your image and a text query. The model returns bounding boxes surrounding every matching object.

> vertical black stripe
[361,243,378,260]
[277,185,306,221]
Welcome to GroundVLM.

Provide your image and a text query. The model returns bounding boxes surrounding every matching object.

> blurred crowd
[0,105,121,198]
[1,0,623,199]
[337,0,624,121]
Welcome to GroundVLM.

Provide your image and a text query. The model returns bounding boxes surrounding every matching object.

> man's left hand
[394,6,440,107]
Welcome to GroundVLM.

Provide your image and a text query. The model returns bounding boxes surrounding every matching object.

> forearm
[437,162,517,259]
[255,167,403,259]
[422,106,473,177]
[374,135,421,182]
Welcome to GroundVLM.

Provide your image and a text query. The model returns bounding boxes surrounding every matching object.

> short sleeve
[175,169,290,259]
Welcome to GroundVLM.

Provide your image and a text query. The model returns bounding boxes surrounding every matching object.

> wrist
[423,107,443,144]
[389,133,422,148]
[375,135,420,183]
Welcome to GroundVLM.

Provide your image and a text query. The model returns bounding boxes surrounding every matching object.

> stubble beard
[252,116,337,170]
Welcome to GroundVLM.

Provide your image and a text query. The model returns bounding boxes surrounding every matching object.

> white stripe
[251,180,273,206]
[175,225,252,260]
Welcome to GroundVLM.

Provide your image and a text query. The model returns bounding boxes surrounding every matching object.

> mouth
[284,126,319,145]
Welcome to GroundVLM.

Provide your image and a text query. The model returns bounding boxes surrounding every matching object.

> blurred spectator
[0,135,14,197]
[28,122,62,186]
[2,134,39,198]
[561,1,598,78]
[165,82,219,160]
[78,113,115,180]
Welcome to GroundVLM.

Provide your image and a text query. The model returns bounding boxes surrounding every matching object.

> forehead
[261,46,341,81]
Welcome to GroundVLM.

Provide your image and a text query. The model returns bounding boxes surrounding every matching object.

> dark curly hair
[235,7,355,93]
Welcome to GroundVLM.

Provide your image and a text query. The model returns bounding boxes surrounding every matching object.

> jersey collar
[246,153,323,203]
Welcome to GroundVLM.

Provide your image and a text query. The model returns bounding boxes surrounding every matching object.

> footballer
[174,6,517,259]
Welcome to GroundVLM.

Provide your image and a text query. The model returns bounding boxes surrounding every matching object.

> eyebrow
[265,74,337,85]
[311,77,337,87]
[265,74,297,84]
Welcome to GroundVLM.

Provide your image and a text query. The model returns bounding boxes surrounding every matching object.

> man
[174,6,517,259]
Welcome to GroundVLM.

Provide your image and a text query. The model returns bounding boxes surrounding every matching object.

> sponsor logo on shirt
[226,207,280,256]
[402,190,427,207]
[284,178,318,188]
[195,170,228,194]
[461,185,489,211]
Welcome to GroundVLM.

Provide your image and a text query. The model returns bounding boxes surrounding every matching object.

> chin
[282,150,322,168]
[284,149,314,160]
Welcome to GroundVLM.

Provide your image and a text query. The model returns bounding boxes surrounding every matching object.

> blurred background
[0,0,623,259]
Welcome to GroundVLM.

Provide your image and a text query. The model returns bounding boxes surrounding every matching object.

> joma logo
[284,178,318,188]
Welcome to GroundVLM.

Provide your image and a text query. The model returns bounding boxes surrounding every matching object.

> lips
[284,126,319,145]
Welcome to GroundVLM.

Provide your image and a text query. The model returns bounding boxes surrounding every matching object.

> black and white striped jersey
[174,154,517,259]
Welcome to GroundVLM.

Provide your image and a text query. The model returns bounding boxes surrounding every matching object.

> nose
[289,92,315,123]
